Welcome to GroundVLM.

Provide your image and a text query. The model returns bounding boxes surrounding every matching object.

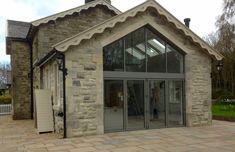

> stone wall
[185,43,212,126]
[10,41,31,120]
[65,39,103,137]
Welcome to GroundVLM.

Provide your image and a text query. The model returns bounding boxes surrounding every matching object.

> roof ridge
[31,0,121,26]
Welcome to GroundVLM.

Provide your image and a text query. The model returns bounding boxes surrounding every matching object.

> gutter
[56,53,68,138]
[26,24,34,120]
[27,38,34,119]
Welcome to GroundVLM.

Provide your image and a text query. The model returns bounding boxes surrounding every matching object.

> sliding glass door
[104,80,124,132]
[148,80,166,129]
[127,80,145,130]
[104,79,184,132]
[168,80,184,127]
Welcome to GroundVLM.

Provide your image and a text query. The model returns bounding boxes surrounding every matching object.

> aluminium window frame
[103,25,186,74]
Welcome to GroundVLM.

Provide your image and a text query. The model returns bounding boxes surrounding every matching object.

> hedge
[0,96,12,104]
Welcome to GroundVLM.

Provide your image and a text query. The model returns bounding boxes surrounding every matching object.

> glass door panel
[127,80,145,130]
[149,80,166,129]
[104,80,124,132]
[168,81,184,127]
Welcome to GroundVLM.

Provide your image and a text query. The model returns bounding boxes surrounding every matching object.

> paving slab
[0,115,235,152]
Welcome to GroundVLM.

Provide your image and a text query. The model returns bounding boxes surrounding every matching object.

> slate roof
[7,20,30,39]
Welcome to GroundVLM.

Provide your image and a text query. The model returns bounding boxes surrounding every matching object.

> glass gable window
[103,26,184,73]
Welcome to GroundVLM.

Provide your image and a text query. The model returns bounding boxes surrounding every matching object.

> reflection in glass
[149,80,165,128]
[167,45,183,73]
[168,81,184,127]
[103,40,124,71]
[125,28,146,72]
[147,29,166,72]
[127,80,145,130]
[104,80,124,132]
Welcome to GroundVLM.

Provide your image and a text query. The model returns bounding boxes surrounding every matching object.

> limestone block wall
[65,39,103,137]
[185,44,212,126]
[10,41,31,120]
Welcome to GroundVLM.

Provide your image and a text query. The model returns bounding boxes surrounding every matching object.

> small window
[103,40,124,71]
[54,64,58,106]
[166,45,183,73]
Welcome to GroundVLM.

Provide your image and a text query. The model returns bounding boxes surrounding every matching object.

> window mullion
[123,38,126,72]
[145,27,148,73]
[165,44,167,73]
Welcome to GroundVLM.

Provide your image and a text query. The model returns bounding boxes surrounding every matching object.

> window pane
[125,28,146,72]
[127,80,145,130]
[149,80,166,129]
[168,81,184,127]
[167,45,183,73]
[147,29,166,72]
[104,80,124,132]
[103,40,124,71]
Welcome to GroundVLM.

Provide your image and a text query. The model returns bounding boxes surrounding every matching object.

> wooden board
[35,89,54,133]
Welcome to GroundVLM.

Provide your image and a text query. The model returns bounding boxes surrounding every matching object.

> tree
[0,62,11,90]
[205,0,235,97]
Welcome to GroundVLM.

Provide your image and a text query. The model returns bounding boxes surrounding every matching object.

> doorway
[104,79,184,132]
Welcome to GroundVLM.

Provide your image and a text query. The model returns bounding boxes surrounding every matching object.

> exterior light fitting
[216,61,223,71]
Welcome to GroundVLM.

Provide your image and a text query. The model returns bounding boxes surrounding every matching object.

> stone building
[6,0,223,138]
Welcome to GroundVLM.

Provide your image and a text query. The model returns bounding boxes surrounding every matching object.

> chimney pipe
[184,18,191,28]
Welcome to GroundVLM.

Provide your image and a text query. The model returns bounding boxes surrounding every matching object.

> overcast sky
[0,0,223,63]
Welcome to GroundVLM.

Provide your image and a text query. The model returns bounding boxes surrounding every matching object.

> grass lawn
[212,102,235,118]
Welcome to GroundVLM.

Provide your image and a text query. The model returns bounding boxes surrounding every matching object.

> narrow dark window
[166,44,183,73]
[103,40,124,71]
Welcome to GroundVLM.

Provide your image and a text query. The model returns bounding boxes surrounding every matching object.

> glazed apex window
[103,26,184,73]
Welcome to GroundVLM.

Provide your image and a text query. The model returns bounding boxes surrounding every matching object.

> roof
[53,0,223,60]
[6,20,31,54]
[31,0,122,27]
[6,20,30,39]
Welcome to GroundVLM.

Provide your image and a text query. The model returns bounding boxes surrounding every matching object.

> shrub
[0,96,12,104]
[212,89,235,100]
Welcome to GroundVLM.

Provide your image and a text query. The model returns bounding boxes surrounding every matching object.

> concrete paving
[0,115,235,152]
